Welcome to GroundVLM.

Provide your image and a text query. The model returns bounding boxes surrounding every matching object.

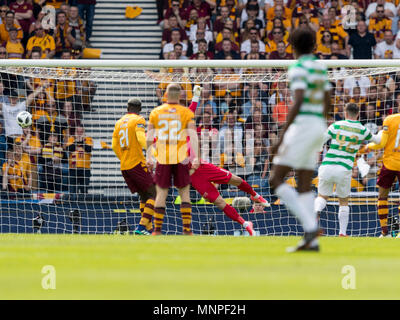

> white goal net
[0,59,399,236]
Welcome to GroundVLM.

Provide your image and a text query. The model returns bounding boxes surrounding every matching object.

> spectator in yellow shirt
[66,126,93,194]
[5,27,24,59]
[265,17,290,42]
[0,10,23,43]
[316,31,333,59]
[2,148,24,193]
[265,5,292,35]
[26,22,55,58]
[317,15,349,50]
[16,126,41,190]
[265,26,292,55]
[265,0,292,21]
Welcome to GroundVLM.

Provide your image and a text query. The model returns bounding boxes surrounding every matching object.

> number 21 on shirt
[119,127,129,149]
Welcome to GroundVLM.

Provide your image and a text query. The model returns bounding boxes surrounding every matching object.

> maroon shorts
[377,164,400,189]
[122,162,154,194]
[155,162,191,189]
[190,162,232,202]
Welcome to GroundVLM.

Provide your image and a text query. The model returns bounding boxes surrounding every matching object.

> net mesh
[1,64,399,236]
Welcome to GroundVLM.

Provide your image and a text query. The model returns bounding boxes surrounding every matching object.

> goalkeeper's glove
[192,85,202,103]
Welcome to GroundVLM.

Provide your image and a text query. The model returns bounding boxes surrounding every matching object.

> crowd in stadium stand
[0,0,96,196]
[158,0,400,193]
[2,0,400,197]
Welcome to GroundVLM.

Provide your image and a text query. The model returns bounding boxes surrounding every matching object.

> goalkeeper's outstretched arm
[189,85,202,113]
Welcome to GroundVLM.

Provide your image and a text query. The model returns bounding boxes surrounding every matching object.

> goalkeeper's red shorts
[377,164,400,189]
[155,162,190,189]
[190,162,232,203]
[121,162,154,194]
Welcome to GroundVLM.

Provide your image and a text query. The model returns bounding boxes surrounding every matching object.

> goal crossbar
[1,59,400,68]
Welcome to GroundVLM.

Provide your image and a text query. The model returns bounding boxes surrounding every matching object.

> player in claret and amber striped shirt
[147,83,200,235]
[363,109,400,238]
[112,98,155,235]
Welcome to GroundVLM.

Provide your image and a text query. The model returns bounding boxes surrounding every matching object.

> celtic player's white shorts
[318,164,352,198]
[273,117,326,170]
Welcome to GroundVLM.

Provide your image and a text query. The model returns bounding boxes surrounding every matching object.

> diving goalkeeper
[187,85,270,236]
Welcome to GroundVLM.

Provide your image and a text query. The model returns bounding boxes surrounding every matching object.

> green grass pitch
[0,234,399,300]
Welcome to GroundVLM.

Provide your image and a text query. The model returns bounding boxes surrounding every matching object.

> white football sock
[298,191,318,232]
[338,206,350,235]
[314,196,327,214]
[275,184,317,233]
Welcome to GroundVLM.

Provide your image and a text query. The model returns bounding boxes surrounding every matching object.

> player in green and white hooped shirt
[270,27,332,252]
[314,103,380,236]
[270,27,331,252]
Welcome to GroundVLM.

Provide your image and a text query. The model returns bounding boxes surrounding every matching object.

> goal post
[0,59,399,236]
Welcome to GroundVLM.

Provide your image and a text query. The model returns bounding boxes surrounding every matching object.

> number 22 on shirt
[158,119,182,141]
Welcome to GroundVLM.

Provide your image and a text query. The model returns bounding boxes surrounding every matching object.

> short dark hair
[246,3,259,11]
[61,48,71,56]
[345,103,359,117]
[289,26,316,55]
[127,98,141,112]
[174,42,183,49]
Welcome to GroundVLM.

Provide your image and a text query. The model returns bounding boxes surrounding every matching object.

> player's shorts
[273,117,326,170]
[121,162,154,194]
[155,162,190,189]
[377,164,400,189]
[190,162,233,203]
[318,164,352,198]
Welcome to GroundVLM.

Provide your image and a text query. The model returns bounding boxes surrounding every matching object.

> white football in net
[16,111,32,128]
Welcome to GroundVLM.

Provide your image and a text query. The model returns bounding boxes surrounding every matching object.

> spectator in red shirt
[213,5,230,38]
[291,0,318,26]
[215,27,239,53]
[163,0,187,29]
[190,38,214,59]
[162,28,187,59]
[269,40,294,59]
[185,0,213,23]
[9,0,33,43]
[162,14,188,48]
